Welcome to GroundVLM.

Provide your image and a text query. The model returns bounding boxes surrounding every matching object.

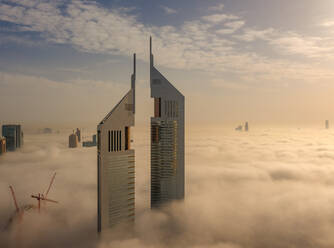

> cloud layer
[2,126,334,247]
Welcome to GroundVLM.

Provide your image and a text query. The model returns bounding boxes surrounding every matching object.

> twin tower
[97,37,185,232]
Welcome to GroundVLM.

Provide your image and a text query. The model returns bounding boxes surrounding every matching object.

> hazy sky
[0,0,334,126]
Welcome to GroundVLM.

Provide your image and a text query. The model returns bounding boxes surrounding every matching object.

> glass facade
[151,120,179,207]
[2,125,22,151]
[150,37,185,208]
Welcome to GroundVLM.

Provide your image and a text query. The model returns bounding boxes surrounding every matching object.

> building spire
[150,36,152,55]
[150,36,154,68]
[131,53,136,114]
[133,53,136,77]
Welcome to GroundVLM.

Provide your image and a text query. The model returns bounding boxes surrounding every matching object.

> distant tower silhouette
[326,120,329,129]
[69,132,78,148]
[245,122,249,132]
[76,128,81,142]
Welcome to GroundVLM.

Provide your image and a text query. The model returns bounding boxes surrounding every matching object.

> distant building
[43,128,52,134]
[326,120,329,129]
[150,37,185,208]
[83,141,94,147]
[235,125,242,131]
[245,122,249,132]
[0,137,6,155]
[69,133,78,148]
[83,134,97,147]
[2,125,23,151]
[97,53,136,232]
[76,128,81,142]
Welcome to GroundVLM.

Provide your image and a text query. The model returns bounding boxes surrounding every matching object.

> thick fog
[1,126,334,248]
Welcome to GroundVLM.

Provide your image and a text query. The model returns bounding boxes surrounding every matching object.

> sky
[1,0,334,126]
[2,127,334,247]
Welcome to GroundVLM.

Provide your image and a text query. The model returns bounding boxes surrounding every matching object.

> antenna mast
[131,53,136,114]
[150,36,153,67]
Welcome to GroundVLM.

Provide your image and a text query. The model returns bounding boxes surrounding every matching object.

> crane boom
[31,194,58,203]
[44,172,56,197]
[9,186,19,212]
[41,198,58,204]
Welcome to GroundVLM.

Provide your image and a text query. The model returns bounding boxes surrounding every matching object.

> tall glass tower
[2,125,23,151]
[97,54,136,232]
[150,37,185,208]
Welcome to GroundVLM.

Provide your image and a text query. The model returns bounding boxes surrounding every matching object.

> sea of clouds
[1,126,334,248]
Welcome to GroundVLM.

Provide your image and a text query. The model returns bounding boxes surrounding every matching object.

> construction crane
[5,173,58,230]
[9,186,23,222]
[5,185,35,230]
[31,172,58,212]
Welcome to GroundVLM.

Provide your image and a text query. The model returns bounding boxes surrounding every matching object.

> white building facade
[97,54,136,232]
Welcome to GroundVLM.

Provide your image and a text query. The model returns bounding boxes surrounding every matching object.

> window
[97,130,101,152]
[117,131,119,151]
[125,127,130,150]
[119,131,122,151]
[154,98,161,117]
[151,124,160,143]
[108,130,123,152]
[111,131,113,151]
[113,131,116,151]
[164,100,179,118]
[108,131,110,152]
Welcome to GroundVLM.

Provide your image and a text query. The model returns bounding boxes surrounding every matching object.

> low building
[69,133,78,148]
[235,125,242,131]
[83,134,97,147]
[43,128,52,134]
[0,137,6,155]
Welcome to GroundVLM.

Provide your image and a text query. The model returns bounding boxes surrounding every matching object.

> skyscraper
[69,132,78,148]
[245,122,249,132]
[2,125,23,151]
[150,37,185,208]
[93,134,97,145]
[76,128,81,142]
[326,120,329,129]
[97,54,136,232]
